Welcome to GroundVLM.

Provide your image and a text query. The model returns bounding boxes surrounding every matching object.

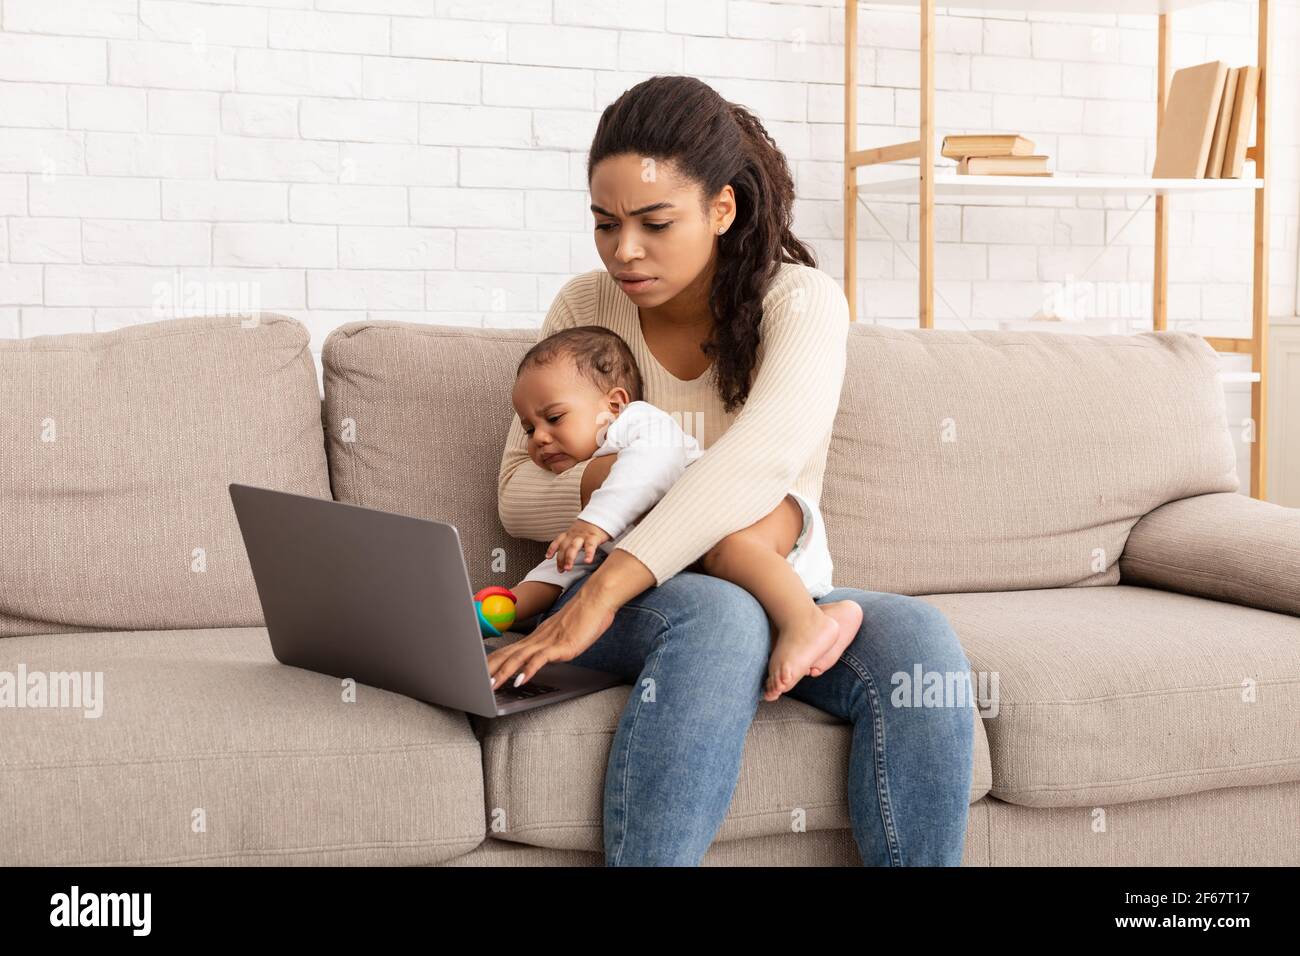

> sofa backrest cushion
[321,319,1240,600]
[322,321,546,598]
[0,314,331,638]
[820,325,1240,594]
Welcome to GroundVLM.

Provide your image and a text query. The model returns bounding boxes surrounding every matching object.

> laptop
[228,483,623,718]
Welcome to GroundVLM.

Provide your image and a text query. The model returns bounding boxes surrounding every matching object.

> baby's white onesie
[520,400,836,599]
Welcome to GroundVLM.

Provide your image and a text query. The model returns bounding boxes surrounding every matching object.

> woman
[489,75,974,866]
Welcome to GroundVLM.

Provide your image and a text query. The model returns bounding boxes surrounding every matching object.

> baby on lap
[491,325,862,701]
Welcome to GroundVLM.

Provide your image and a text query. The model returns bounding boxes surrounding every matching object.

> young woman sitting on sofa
[489,74,975,867]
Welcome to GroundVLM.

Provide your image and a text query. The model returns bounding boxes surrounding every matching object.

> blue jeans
[535,570,975,866]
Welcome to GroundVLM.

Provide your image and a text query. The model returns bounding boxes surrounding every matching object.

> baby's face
[513,359,627,474]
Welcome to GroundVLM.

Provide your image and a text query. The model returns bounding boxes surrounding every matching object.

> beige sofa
[2,311,1297,866]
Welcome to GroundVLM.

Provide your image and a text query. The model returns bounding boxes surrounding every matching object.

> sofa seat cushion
[473,674,991,854]
[0,628,485,865]
[916,585,1300,808]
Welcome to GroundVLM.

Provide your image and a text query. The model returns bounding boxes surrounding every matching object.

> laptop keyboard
[494,680,562,703]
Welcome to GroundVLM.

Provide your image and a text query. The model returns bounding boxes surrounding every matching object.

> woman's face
[589,153,734,310]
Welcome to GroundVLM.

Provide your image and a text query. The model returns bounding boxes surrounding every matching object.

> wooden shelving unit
[844,0,1272,499]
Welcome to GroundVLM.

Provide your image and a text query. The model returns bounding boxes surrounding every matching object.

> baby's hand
[547,519,611,573]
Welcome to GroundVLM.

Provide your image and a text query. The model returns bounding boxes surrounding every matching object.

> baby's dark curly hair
[516,326,644,405]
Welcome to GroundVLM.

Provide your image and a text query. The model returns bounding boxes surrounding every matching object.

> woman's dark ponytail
[588,76,816,414]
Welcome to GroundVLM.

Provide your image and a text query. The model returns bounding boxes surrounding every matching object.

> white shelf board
[1217,371,1262,384]
[857,170,1264,197]
[860,1,1210,14]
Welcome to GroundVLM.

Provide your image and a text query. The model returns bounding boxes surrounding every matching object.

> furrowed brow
[590,202,675,217]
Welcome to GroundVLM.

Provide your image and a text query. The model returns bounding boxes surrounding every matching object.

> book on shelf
[1151,60,1228,178]
[1205,66,1239,178]
[1221,65,1259,178]
[957,155,1052,176]
[940,134,1033,160]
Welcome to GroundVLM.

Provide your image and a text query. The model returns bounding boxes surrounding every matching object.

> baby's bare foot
[764,607,840,702]
[806,600,863,678]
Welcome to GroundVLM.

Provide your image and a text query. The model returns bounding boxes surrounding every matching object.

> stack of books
[1152,60,1259,178]
[941,134,1051,177]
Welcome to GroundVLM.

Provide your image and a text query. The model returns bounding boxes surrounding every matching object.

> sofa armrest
[1119,492,1300,617]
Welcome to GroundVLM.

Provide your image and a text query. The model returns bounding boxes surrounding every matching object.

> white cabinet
[1269,321,1300,506]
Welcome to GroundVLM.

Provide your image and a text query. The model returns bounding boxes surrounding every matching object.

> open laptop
[228,483,623,718]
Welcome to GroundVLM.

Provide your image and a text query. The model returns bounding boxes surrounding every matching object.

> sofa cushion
[0,627,484,865]
[322,321,544,595]
[1120,491,1300,617]
[822,326,1239,595]
[0,314,331,638]
[322,320,1240,600]
[471,652,991,854]
[916,585,1300,808]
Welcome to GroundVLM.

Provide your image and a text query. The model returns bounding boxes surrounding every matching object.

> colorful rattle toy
[474,586,518,638]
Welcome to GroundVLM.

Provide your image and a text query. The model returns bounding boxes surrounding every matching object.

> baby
[493,325,863,702]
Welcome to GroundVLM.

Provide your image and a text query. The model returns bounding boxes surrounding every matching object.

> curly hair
[517,325,644,405]
[587,75,816,414]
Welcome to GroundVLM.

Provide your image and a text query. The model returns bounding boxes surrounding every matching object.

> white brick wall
[1,0,1297,490]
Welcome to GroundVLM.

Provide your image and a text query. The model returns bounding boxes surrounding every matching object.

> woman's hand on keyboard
[485,587,616,691]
